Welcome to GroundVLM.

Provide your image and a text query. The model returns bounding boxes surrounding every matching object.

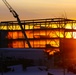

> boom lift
[2,0,31,48]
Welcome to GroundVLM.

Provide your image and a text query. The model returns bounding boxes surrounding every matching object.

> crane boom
[2,0,32,48]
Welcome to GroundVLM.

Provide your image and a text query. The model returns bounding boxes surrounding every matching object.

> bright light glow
[1,21,76,55]
[49,51,55,55]
[73,32,76,39]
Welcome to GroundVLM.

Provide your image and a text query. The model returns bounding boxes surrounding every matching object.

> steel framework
[0,18,76,53]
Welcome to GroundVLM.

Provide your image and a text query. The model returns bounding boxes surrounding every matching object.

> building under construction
[0,18,76,52]
[1,0,76,68]
[1,0,76,54]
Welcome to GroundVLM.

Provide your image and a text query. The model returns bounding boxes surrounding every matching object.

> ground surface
[0,65,76,75]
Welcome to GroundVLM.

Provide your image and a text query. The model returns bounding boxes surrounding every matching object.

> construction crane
[2,0,32,48]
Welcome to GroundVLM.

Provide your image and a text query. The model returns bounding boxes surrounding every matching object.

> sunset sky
[0,0,76,21]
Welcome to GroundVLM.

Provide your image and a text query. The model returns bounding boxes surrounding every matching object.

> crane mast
[2,0,32,48]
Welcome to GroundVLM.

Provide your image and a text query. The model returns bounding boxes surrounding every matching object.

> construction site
[1,17,76,63]
[1,0,76,74]
[0,18,76,52]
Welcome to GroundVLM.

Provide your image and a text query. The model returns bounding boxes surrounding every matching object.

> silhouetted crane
[2,0,31,48]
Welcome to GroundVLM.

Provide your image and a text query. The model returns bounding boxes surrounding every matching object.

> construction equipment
[2,0,31,48]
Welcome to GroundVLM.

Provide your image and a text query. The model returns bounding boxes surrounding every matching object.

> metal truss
[0,18,76,53]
